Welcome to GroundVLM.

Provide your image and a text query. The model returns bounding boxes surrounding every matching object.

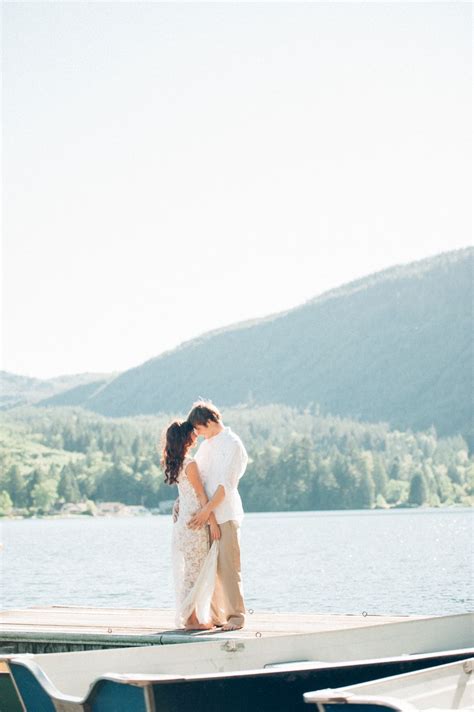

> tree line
[0,405,472,516]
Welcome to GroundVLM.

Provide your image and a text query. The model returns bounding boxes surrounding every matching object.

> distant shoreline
[2,502,472,522]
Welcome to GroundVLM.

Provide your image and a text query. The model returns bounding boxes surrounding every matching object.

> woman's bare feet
[184,611,214,631]
[221,623,243,631]
[184,622,214,631]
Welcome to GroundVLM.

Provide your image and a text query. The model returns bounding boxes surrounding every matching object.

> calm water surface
[1,509,472,615]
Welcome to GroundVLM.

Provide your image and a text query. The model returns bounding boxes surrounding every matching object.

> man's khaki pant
[211,520,245,627]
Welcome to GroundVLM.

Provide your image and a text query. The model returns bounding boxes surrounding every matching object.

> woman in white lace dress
[162,420,221,630]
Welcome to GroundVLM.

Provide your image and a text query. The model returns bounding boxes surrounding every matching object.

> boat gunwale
[6,647,474,704]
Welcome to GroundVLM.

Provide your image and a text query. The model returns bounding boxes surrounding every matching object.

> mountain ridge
[0,371,116,410]
[80,247,472,440]
[5,247,472,443]
[135,246,473,368]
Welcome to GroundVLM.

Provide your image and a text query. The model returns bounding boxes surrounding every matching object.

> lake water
[1,508,472,615]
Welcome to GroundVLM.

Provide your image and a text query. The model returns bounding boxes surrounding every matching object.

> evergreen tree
[6,465,27,507]
[389,457,401,480]
[25,468,46,507]
[355,469,376,509]
[314,460,340,510]
[372,455,389,497]
[408,471,428,505]
[131,436,142,457]
[58,466,81,503]
[0,490,13,516]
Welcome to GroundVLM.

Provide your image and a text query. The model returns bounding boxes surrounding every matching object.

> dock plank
[0,606,419,639]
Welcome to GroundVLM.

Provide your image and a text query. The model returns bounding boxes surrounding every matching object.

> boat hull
[8,649,474,712]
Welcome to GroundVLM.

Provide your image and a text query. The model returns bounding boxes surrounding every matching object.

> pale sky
[2,1,471,380]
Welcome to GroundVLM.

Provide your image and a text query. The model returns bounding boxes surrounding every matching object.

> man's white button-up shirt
[194,427,248,524]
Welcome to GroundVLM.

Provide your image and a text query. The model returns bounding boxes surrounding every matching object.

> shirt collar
[208,426,229,443]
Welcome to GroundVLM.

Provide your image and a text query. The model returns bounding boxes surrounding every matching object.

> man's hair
[187,400,222,427]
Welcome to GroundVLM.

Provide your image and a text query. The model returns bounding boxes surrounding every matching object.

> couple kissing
[161,400,248,632]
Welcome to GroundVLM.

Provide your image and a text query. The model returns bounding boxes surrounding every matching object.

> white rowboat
[304,657,474,711]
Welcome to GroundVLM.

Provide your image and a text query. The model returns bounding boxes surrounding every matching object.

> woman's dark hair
[187,400,221,427]
[161,420,195,485]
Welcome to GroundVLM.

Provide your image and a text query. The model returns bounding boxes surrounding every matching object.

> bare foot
[221,623,243,631]
[184,622,215,631]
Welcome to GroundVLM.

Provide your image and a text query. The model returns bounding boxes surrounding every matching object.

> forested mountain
[38,378,110,407]
[77,248,472,441]
[0,371,114,410]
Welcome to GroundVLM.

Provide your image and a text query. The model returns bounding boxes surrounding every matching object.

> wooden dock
[0,606,422,654]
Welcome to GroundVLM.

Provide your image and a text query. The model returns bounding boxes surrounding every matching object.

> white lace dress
[172,457,219,627]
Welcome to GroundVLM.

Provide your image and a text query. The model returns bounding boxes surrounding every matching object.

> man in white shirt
[187,401,247,631]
